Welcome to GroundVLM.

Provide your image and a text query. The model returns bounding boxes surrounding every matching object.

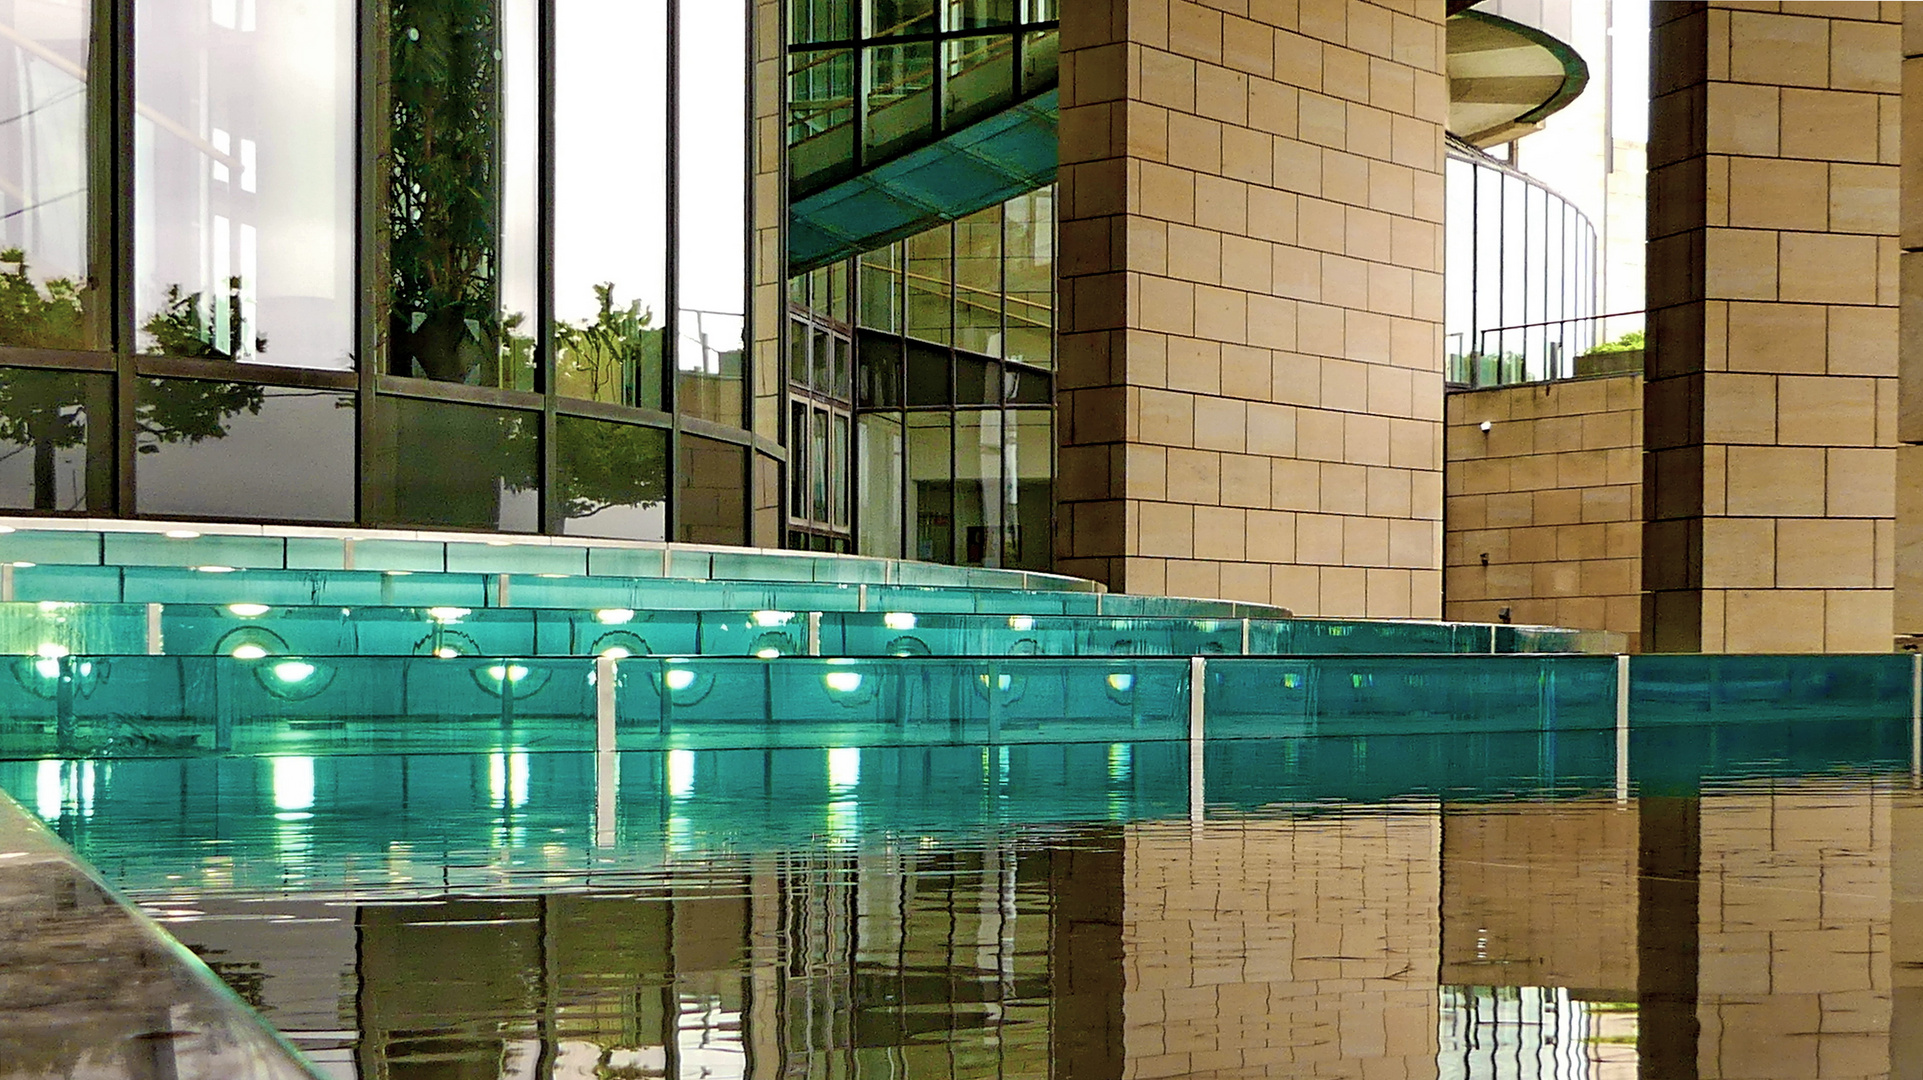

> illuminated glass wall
[0,0,769,541]
[1443,140,1601,388]
[787,186,1054,570]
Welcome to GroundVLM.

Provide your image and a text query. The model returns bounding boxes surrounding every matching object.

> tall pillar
[1899,7,1923,645]
[1644,2,1900,653]
[1055,0,1448,617]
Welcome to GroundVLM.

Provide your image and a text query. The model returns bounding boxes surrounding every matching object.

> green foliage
[143,282,238,360]
[555,416,668,521]
[0,248,87,350]
[555,283,663,406]
[386,0,505,383]
[1587,330,1644,355]
[134,377,265,454]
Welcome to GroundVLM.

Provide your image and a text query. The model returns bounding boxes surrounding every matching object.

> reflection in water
[14,736,1923,1078]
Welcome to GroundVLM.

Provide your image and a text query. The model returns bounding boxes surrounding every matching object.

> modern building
[0,0,1916,653]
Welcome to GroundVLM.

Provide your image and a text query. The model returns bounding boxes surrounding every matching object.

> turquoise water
[11,724,1919,1079]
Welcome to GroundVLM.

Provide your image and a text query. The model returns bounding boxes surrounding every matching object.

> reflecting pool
[12,725,1923,1079]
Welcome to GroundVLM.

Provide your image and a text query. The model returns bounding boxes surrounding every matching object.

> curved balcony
[1446,7,1590,147]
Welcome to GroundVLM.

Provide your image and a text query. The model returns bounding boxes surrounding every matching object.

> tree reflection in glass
[382,0,536,389]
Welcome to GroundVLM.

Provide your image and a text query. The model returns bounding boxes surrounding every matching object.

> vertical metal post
[1911,652,1920,785]
[342,537,356,571]
[807,611,822,656]
[986,660,1002,742]
[145,603,162,655]
[1616,654,1631,805]
[496,573,512,607]
[857,583,868,612]
[1189,656,1206,825]
[3,561,16,602]
[596,654,619,847]
[1240,618,1251,656]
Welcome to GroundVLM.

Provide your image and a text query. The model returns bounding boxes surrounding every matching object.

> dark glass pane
[945,0,1017,30]
[943,35,1015,129]
[135,380,354,522]
[855,413,902,558]
[1005,409,1051,570]
[830,412,850,528]
[555,417,667,540]
[0,5,97,350]
[810,408,829,521]
[954,204,1002,356]
[810,325,830,390]
[789,318,811,390]
[678,0,748,428]
[865,42,935,160]
[905,225,951,345]
[858,245,902,333]
[905,341,948,407]
[867,0,935,36]
[1020,29,1057,93]
[790,0,855,44]
[832,335,852,401]
[857,331,902,408]
[1003,362,1050,405]
[788,398,807,515]
[954,353,997,405]
[556,0,668,409]
[906,411,950,561]
[0,367,111,511]
[137,0,354,369]
[383,0,537,389]
[368,397,539,531]
[675,435,746,545]
[788,49,855,191]
[1022,0,1057,20]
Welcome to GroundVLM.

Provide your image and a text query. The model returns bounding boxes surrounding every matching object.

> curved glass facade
[0,0,769,540]
[1444,140,1600,387]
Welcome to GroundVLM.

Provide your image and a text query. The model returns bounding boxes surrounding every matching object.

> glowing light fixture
[824,670,864,693]
[750,610,795,627]
[1008,615,1034,631]
[883,612,916,631]
[1106,672,1135,693]
[595,608,635,624]
[427,606,471,622]
[663,668,696,692]
[230,644,269,660]
[164,529,201,539]
[271,660,316,683]
[228,603,271,618]
[194,565,237,574]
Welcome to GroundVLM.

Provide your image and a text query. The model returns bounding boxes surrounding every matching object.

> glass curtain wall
[0,0,770,541]
[1443,139,1601,388]
[790,186,1054,569]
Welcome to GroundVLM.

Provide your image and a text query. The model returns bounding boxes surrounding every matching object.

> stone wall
[1056,0,1449,617]
[1644,1,1901,653]
[1444,375,1644,649]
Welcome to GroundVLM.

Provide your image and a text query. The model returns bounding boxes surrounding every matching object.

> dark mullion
[739,0,754,540]
[664,0,681,540]
[108,0,134,515]
[355,0,384,524]
[537,0,557,534]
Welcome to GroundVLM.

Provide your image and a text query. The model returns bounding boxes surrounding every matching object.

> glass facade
[0,0,772,539]
[787,186,1054,569]
[1443,140,1600,388]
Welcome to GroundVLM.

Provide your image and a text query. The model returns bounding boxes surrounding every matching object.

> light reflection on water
[11,726,1923,1079]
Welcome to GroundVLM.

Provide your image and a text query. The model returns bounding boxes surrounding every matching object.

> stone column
[1644,2,1900,653]
[1899,6,1923,645]
[1055,0,1447,617]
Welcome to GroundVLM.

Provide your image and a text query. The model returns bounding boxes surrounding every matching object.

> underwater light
[824,670,864,693]
[227,603,270,618]
[231,644,269,660]
[194,565,236,574]
[1008,615,1034,631]
[750,610,795,627]
[271,661,316,683]
[599,645,632,660]
[486,664,531,684]
[663,668,697,692]
[595,608,635,624]
[164,529,200,539]
[427,606,471,622]
[883,612,916,630]
[1106,673,1135,693]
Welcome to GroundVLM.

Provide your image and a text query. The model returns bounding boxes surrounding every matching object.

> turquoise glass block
[102,532,287,570]
[1286,619,1473,654]
[9,565,123,602]
[1,530,105,566]
[664,548,715,580]
[1628,654,1913,724]
[0,602,147,656]
[445,541,588,577]
[348,539,448,573]
[585,546,668,578]
[614,656,1192,750]
[283,536,351,571]
[1205,655,1617,738]
[709,549,814,584]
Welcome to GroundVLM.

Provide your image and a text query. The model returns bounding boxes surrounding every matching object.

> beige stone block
[1781,88,1883,165]
[1138,387,1197,447]
[1727,301,1829,375]
[1777,374,1880,446]
[1778,518,1879,588]
[1221,453,1271,508]
[1138,500,1196,558]
[1902,253,1923,443]
[1827,304,1897,377]
[1702,518,1777,589]
[1704,373,1779,444]
[1827,446,1896,517]
[1165,558,1222,600]
[1366,568,1413,617]
[1707,82,1781,158]
[1319,565,1369,616]
[1320,460,1369,514]
[1706,229,1779,301]
[1194,505,1249,561]
[1825,589,1895,650]
[1272,455,1321,511]
[1831,18,1901,93]
[1728,157,1828,232]
[1344,515,1390,566]
[1728,10,1831,88]
[1297,512,1344,564]
[1296,406,1346,461]
[1829,162,1898,235]
[1896,445,1923,633]
[1723,588,1829,653]
[1779,233,1881,306]
[1194,394,1249,453]
[1727,445,1828,516]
